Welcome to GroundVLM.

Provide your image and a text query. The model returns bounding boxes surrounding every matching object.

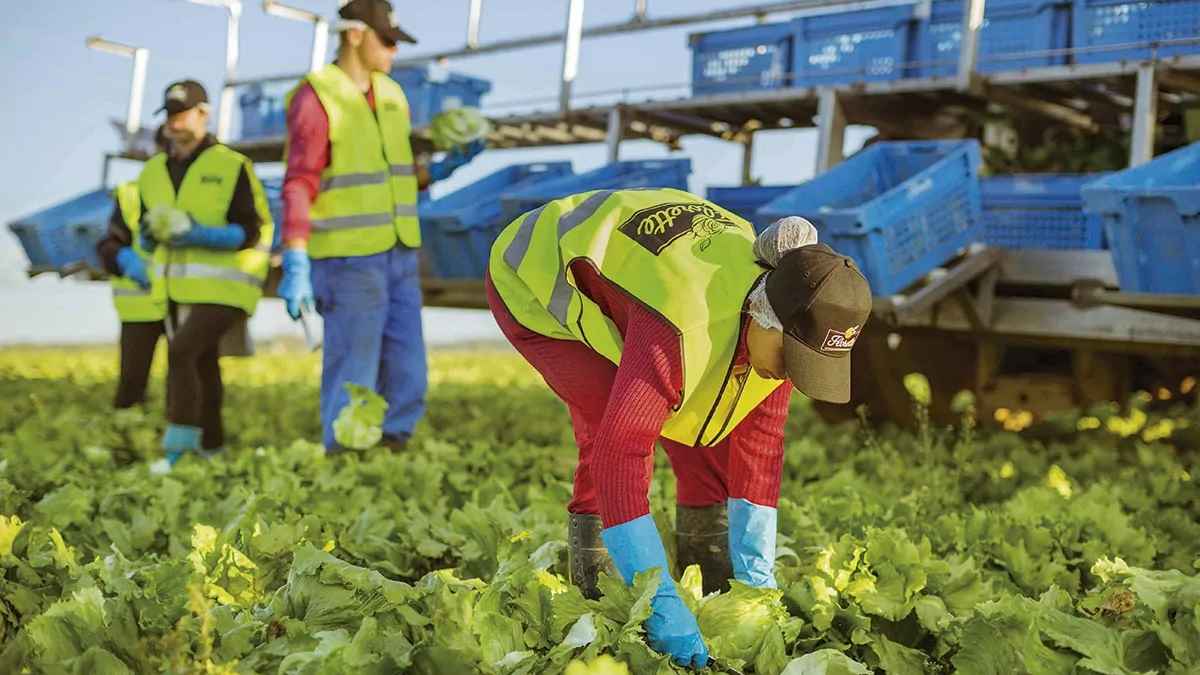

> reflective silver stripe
[171,263,263,287]
[394,204,419,218]
[390,164,415,177]
[311,212,393,231]
[113,287,151,297]
[547,190,615,325]
[503,204,549,271]
[319,171,388,191]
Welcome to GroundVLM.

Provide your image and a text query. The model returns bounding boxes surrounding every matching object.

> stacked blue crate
[793,4,918,85]
[1073,0,1200,64]
[689,22,797,95]
[499,159,692,225]
[705,185,802,232]
[910,0,1071,76]
[421,162,574,279]
[7,189,113,273]
[981,174,1106,250]
[759,140,984,296]
[1082,142,1200,294]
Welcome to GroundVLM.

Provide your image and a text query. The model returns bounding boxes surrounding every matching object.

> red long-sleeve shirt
[490,261,792,527]
[281,82,359,244]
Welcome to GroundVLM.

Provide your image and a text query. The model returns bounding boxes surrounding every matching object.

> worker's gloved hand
[428,139,486,182]
[602,514,709,669]
[278,248,315,320]
[115,246,150,289]
[728,498,778,588]
[171,224,246,250]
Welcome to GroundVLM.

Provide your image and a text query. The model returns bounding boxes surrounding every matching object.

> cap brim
[783,335,851,403]
[381,24,417,44]
[157,101,196,115]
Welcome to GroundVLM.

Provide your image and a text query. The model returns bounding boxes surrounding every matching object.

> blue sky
[0,1,871,342]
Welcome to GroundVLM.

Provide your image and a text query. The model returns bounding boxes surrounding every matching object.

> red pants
[486,274,785,517]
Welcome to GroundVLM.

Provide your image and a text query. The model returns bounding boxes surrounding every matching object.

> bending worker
[139,80,273,467]
[96,126,170,409]
[485,189,871,667]
[277,0,483,452]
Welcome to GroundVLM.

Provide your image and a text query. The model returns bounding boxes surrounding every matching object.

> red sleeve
[282,83,329,244]
[727,382,792,508]
[591,301,685,527]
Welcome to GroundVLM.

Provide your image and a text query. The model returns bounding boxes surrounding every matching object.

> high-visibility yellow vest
[489,188,783,447]
[110,181,167,323]
[287,63,419,259]
[138,144,274,315]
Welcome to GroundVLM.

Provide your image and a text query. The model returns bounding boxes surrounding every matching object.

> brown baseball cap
[339,0,417,46]
[765,244,872,403]
[156,80,208,115]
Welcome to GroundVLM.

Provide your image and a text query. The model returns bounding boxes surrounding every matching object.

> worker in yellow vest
[277,0,483,452]
[95,127,170,409]
[137,80,274,469]
[486,189,872,667]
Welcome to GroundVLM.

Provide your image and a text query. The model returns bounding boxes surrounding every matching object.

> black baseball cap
[766,244,872,403]
[339,0,417,46]
[156,80,208,115]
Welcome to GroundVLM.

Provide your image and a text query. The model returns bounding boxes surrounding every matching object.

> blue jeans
[311,246,428,449]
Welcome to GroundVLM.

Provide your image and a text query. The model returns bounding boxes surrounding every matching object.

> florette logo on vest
[618,202,738,255]
[821,325,860,353]
[200,175,223,185]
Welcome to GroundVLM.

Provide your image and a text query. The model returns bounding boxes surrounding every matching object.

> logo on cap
[618,202,739,255]
[168,85,188,102]
[821,325,860,352]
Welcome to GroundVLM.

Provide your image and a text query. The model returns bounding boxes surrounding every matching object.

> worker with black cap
[277,0,485,453]
[136,79,274,471]
[485,188,872,668]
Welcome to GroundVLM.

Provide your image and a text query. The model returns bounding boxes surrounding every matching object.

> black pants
[166,303,244,450]
[115,321,165,408]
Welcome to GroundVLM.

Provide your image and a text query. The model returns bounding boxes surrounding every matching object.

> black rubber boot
[567,513,615,600]
[675,503,733,595]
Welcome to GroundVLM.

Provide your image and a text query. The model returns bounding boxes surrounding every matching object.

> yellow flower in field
[536,569,569,595]
[1046,465,1073,498]
[1077,416,1101,431]
[0,515,23,557]
[565,655,630,675]
[999,462,1015,479]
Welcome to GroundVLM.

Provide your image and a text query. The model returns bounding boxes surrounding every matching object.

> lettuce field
[1,346,1198,674]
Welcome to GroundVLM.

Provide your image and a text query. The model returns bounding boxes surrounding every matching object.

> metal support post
[310,18,329,72]
[1130,63,1158,167]
[957,0,985,91]
[606,106,624,163]
[467,0,483,49]
[815,88,846,174]
[85,37,151,146]
[741,132,755,185]
[216,2,242,142]
[559,0,586,116]
[634,0,647,21]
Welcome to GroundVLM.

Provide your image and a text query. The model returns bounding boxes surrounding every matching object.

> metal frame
[263,0,329,73]
[85,37,150,143]
[184,0,243,142]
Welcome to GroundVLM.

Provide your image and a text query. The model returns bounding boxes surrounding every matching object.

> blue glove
[428,139,486,182]
[172,224,246,250]
[162,424,202,467]
[115,246,150,289]
[278,248,315,320]
[602,514,709,668]
[728,498,778,588]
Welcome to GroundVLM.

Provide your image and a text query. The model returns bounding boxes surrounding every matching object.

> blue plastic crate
[759,140,984,295]
[7,189,114,273]
[421,162,574,279]
[793,4,918,85]
[706,185,802,232]
[1074,0,1200,64]
[911,0,1070,76]
[1081,142,1200,294]
[982,174,1107,249]
[500,159,693,225]
[239,82,289,140]
[390,65,492,128]
[689,21,796,95]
